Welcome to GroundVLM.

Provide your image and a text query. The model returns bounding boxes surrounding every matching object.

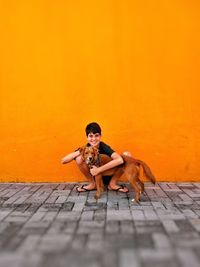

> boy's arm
[90,152,123,176]
[61,150,80,164]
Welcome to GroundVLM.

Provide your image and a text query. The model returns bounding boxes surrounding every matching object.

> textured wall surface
[0,0,200,182]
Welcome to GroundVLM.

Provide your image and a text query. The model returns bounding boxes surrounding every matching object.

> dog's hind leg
[136,165,145,192]
[130,181,142,202]
[130,180,141,202]
[124,164,141,202]
[136,178,145,193]
[127,173,142,202]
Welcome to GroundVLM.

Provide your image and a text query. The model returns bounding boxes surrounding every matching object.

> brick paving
[0,182,200,267]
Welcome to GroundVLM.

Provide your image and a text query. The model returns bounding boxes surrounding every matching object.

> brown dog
[79,146,156,202]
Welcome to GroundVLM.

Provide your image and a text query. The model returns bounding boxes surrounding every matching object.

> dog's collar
[87,151,101,168]
[95,152,101,167]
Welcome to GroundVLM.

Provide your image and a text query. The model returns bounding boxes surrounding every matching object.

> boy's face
[87,132,101,147]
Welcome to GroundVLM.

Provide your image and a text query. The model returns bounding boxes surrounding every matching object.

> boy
[61,122,129,193]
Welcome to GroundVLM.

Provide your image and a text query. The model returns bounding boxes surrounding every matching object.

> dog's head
[79,146,100,167]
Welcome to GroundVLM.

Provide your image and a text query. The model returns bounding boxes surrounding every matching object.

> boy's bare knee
[123,151,132,157]
[75,155,83,165]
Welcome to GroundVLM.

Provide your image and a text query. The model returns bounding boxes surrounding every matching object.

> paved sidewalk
[0,182,200,267]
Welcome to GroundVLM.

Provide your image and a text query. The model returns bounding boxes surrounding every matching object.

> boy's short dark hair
[85,122,101,136]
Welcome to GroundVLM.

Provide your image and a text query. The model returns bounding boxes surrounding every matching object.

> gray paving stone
[37,234,72,252]
[93,209,106,220]
[3,235,25,251]
[84,201,106,211]
[107,210,132,221]
[120,220,135,234]
[139,248,174,261]
[18,221,51,236]
[134,220,164,234]
[142,261,179,267]
[193,209,200,216]
[170,232,200,248]
[152,233,171,248]
[119,249,141,267]
[17,235,41,252]
[86,233,104,251]
[56,211,81,221]
[105,220,120,233]
[131,210,146,220]
[144,209,159,220]
[71,234,87,250]
[179,193,193,201]
[189,218,200,231]
[61,201,74,211]
[102,250,118,267]
[176,220,196,232]
[118,198,129,210]
[72,202,85,211]
[77,220,104,234]
[107,200,118,210]
[161,220,180,233]
[151,201,166,209]
[0,252,42,267]
[176,248,200,267]
[43,251,101,267]
[136,233,154,248]
[156,208,186,220]
[0,222,9,234]
[28,211,47,222]
[4,215,29,223]
[80,210,94,221]
[67,195,87,203]
[105,233,136,249]
[0,209,14,221]
[42,210,59,222]
[1,182,200,267]
[0,223,22,247]
[55,195,69,204]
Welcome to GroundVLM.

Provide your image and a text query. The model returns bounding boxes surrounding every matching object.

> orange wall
[0,0,200,182]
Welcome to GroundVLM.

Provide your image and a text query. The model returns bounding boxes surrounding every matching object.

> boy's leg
[75,155,96,191]
[108,168,129,193]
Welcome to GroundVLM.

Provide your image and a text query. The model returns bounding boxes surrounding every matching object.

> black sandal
[108,184,129,193]
[76,184,96,192]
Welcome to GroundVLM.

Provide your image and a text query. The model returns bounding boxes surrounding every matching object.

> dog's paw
[94,194,100,200]
[132,197,140,203]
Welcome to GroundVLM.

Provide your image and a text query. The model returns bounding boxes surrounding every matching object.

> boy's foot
[108,184,129,193]
[76,184,96,192]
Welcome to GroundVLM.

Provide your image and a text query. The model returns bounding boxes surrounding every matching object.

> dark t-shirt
[89,142,115,157]
[76,141,115,157]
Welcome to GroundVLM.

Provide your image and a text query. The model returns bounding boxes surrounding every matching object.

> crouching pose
[61,122,129,193]
[61,122,155,201]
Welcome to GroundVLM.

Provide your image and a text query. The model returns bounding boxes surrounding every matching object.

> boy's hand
[90,166,100,176]
[61,158,67,164]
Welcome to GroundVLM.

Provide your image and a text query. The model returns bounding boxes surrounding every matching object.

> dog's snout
[88,156,93,161]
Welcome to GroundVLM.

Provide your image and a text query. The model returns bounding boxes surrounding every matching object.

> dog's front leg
[94,174,102,200]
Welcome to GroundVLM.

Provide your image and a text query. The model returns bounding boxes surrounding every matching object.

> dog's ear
[93,146,99,159]
[79,146,86,157]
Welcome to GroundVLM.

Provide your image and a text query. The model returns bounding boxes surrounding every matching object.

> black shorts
[102,175,112,185]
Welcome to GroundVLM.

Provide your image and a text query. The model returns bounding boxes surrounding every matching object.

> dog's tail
[133,158,156,184]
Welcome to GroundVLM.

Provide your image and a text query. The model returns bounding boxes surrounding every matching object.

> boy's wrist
[98,166,104,173]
